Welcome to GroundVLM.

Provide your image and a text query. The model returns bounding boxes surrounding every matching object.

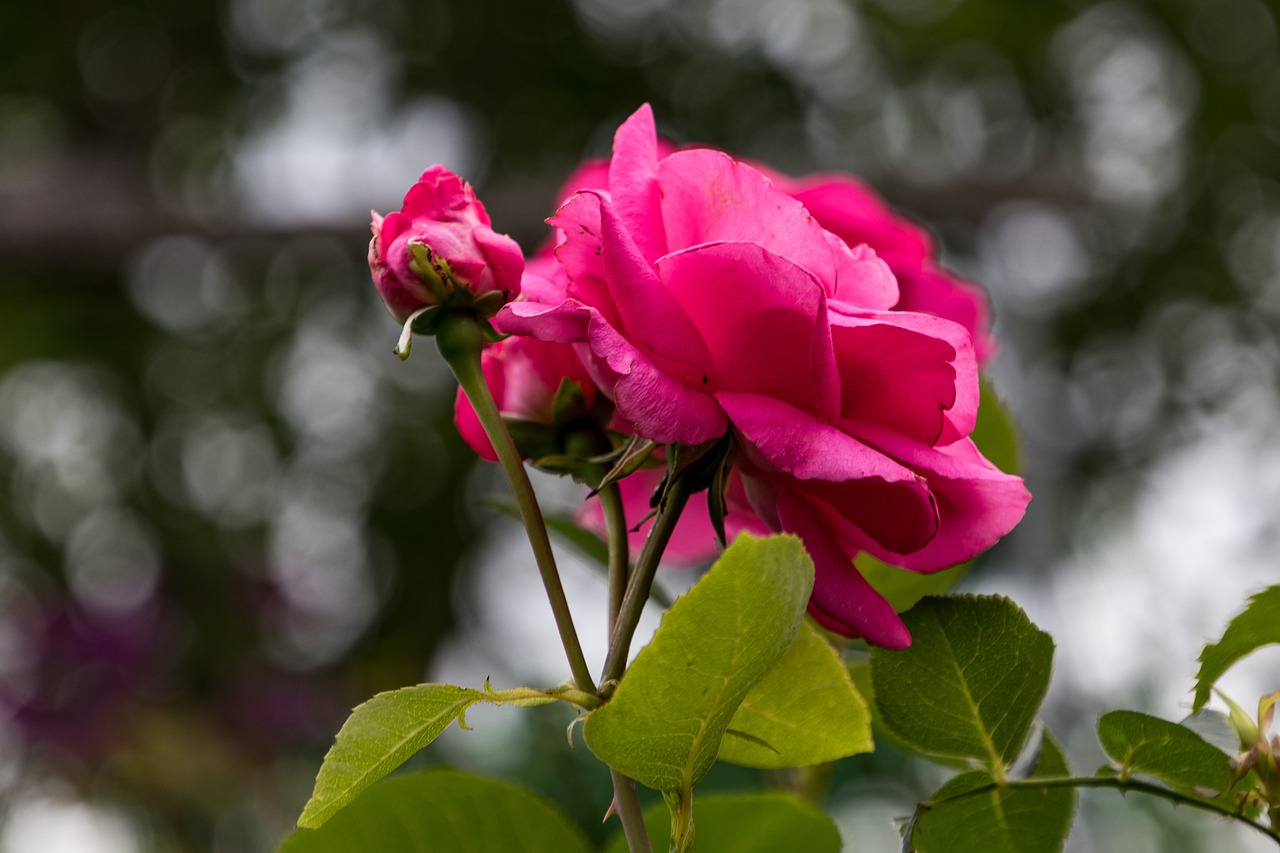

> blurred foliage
[1,0,1279,850]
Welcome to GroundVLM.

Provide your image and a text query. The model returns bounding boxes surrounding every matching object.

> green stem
[601,473,694,687]
[598,481,630,635]
[921,775,1280,847]
[593,478,653,853]
[610,768,653,853]
[436,312,596,694]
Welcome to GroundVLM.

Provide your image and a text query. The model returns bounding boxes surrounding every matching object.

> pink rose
[369,165,524,323]
[497,105,1028,647]
[540,135,994,364]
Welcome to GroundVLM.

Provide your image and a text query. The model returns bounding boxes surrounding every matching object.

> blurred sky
[2,0,1280,850]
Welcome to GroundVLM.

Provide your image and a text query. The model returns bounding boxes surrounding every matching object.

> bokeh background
[2,0,1279,850]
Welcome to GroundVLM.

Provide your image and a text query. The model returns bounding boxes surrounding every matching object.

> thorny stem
[610,768,653,853]
[435,311,596,694]
[916,775,1280,848]
[590,469,651,853]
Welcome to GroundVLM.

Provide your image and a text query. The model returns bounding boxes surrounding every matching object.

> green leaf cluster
[582,533,873,849]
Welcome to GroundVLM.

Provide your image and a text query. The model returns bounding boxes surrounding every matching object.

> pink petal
[829,305,978,446]
[719,392,937,555]
[589,318,727,444]
[608,105,668,263]
[828,242,899,310]
[656,242,836,417]
[894,262,995,365]
[497,295,595,343]
[549,193,622,329]
[500,297,726,445]
[842,427,1031,572]
[656,150,840,293]
[716,392,919,484]
[776,488,911,648]
[786,174,932,266]
[595,195,713,378]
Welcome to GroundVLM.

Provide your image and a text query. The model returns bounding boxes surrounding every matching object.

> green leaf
[1193,585,1280,711]
[299,685,481,828]
[910,731,1075,853]
[718,621,872,768]
[870,595,1054,769]
[583,533,814,792]
[601,792,842,853]
[1097,710,1232,793]
[281,770,590,853]
[298,683,584,829]
[856,553,969,613]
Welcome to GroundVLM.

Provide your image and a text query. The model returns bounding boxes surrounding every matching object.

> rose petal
[656,242,835,415]
[716,392,919,484]
[596,195,713,378]
[608,105,668,263]
[775,488,911,648]
[828,242,899,310]
[841,426,1031,572]
[657,150,840,293]
[718,392,938,555]
[829,305,977,446]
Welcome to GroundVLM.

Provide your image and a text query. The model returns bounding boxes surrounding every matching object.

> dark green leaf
[910,731,1074,853]
[1193,585,1280,711]
[601,792,842,853]
[718,621,872,768]
[870,595,1053,769]
[282,770,590,853]
[1097,710,1232,793]
[583,533,814,792]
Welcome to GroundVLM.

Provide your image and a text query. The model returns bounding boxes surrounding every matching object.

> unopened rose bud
[369,165,524,329]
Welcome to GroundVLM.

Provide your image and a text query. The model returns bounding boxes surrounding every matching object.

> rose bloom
[550,131,994,364]
[369,165,524,323]
[486,105,1028,648]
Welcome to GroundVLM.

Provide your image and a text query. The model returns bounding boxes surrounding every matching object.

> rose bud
[369,165,524,354]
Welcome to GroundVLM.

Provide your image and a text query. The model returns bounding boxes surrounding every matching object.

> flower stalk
[435,310,596,695]
[601,471,694,688]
